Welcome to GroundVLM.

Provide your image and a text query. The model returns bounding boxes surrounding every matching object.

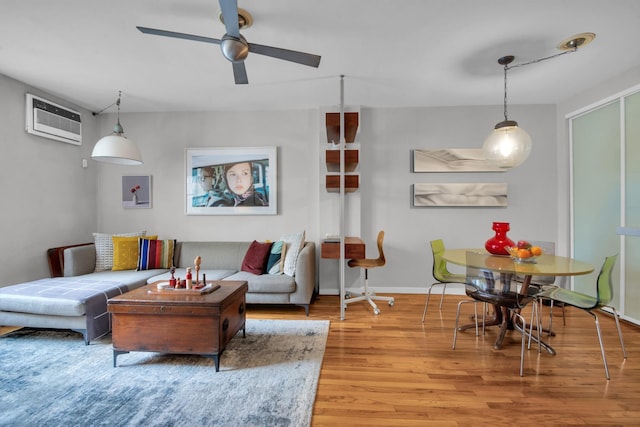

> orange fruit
[517,248,531,258]
[530,246,542,256]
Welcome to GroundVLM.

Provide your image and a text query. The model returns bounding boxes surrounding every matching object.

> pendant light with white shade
[91,91,143,165]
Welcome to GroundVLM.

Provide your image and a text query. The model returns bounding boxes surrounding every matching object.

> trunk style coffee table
[107,280,247,372]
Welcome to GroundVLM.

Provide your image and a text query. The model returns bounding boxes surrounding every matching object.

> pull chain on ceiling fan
[136,0,321,85]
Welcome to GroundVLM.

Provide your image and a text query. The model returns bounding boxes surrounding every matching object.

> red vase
[485,222,515,255]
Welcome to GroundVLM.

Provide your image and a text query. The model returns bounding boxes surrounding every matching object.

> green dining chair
[540,254,627,380]
[421,239,466,323]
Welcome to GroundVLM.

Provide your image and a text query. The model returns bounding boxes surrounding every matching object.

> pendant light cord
[116,91,122,127]
[503,63,509,122]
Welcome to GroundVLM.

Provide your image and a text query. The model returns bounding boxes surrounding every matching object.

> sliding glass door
[624,92,640,321]
[571,89,640,324]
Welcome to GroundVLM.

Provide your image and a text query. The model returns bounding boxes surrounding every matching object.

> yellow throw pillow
[112,235,157,271]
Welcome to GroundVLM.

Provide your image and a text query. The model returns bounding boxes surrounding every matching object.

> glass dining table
[441,248,594,354]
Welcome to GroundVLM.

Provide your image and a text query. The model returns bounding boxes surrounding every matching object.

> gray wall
[0,74,98,286]
[7,67,639,295]
[351,105,557,293]
[94,101,557,295]
[93,109,320,243]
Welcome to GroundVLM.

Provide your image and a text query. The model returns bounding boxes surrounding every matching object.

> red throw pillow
[241,240,273,275]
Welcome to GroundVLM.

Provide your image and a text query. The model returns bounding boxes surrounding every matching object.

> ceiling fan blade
[248,43,321,68]
[137,26,222,45]
[219,0,240,38]
[232,62,248,84]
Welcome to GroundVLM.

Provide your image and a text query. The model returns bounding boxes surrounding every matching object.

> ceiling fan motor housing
[221,34,249,62]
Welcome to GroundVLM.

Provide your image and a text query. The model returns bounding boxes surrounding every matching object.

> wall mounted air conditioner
[26,93,82,145]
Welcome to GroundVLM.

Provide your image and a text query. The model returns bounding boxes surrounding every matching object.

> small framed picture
[186,147,277,215]
[122,175,152,209]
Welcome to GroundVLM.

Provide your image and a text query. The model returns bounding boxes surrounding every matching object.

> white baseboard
[319,284,467,296]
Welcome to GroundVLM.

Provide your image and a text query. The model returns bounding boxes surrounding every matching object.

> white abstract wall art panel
[412,149,505,172]
[413,183,508,207]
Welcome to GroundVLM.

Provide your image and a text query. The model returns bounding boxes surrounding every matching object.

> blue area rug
[0,319,329,426]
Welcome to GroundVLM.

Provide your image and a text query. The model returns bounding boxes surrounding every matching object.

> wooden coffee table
[107,280,247,372]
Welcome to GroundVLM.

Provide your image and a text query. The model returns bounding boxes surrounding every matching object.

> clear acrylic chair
[453,251,536,376]
[515,241,565,334]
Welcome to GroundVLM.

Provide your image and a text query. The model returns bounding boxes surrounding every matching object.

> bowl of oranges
[505,240,543,263]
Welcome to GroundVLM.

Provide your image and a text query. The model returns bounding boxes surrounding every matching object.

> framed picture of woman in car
[186,146,277,215]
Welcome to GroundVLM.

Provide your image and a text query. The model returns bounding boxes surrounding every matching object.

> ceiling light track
[506,32,595,71]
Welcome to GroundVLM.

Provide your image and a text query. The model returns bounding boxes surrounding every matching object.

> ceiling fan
[136,0,321,85]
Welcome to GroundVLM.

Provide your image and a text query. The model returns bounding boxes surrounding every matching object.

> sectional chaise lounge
[0,235,316,344]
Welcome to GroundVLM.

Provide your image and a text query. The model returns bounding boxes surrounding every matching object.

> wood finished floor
[248,293,640,426]
[2,293,639,425]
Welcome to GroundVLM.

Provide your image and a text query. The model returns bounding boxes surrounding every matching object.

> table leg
[457,274,557,353]
[493,306,511,350]
[492,275,533,350]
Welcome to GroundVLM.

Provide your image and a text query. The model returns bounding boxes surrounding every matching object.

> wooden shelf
[321,237,365,259]
[325,112,359,144]
[326,174,359,192]
[325,149,359,172]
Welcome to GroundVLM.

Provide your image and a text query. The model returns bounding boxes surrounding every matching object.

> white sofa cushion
[280,231,305,276]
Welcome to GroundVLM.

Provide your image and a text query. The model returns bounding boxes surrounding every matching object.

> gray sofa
[145,241,316,314]
[0,240,316,344]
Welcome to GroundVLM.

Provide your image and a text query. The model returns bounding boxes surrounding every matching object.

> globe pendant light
[483,33,596,169]
[483,55,531,169]
[91,91,143,165]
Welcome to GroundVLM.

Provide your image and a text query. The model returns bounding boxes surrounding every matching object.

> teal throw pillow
[267,241,286,275]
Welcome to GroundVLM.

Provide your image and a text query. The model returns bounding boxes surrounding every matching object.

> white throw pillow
[93,230,146,272]
[280,231,305,276]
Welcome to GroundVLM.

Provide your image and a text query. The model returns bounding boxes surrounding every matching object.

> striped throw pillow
[137,239,176,270]
[112,235,157,271]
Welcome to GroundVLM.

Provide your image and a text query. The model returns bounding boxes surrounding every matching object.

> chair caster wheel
[374,308,380,315]
[388,301,394,307]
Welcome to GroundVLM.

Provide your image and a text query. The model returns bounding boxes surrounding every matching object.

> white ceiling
[2,0,640,113]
